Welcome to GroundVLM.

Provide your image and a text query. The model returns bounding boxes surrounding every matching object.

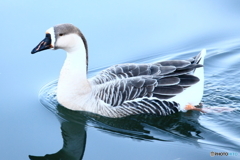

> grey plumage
[154,60,190,68]
[90,53,203,117]
[113,99,180,117]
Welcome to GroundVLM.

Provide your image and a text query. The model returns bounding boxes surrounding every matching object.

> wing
[89,55,203,117]
[94,74,199,107]
[89,59,202,85]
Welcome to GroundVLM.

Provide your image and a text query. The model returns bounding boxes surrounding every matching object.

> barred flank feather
[116,99,180,117]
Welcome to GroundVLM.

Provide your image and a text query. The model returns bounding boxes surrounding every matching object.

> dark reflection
[29,79,239,159]
[29,115,87,160]
[58,104,203,142]
[29,80,87,160]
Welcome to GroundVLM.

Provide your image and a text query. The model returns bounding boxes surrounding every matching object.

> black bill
[31,33,52,54]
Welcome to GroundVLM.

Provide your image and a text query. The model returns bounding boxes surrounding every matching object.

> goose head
[31,23,88,57]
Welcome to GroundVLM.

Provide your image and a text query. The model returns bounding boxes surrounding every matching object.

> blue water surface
[1,1,240,160]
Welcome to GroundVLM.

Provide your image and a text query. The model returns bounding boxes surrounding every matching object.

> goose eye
[59,33,64,36]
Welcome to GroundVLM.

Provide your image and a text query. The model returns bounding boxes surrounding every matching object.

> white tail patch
[169,49,206,111]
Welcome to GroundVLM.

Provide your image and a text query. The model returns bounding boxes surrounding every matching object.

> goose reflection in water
[28,80,239,160]
[29,121,86,160]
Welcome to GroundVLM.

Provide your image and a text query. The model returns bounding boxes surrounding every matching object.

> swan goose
[31,23,206,118]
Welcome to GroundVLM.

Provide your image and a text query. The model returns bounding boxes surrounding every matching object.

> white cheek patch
[46,27,56,49]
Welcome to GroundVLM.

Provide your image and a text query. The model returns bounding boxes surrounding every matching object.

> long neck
[57,46,91,108]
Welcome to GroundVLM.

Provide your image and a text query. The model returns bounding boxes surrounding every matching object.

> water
[29,46,240,160]
[1,1,240,160]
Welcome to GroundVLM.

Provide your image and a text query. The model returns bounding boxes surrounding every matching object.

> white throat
[56,35,91,109]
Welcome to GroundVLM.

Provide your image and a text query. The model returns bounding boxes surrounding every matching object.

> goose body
[32,23,206,118]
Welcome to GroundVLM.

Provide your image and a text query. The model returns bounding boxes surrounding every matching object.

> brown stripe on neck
[78,31,88,73]
[54,23,89,72]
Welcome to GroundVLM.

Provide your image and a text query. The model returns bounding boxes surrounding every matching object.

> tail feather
[169,49,207,111]
[195,49,206,65]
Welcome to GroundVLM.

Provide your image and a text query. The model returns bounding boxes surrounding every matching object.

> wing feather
[94,74,198,107]
[153,85,183,95]
[154,60,190,68]
[157,77,180,86]
[90,54,203,117]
